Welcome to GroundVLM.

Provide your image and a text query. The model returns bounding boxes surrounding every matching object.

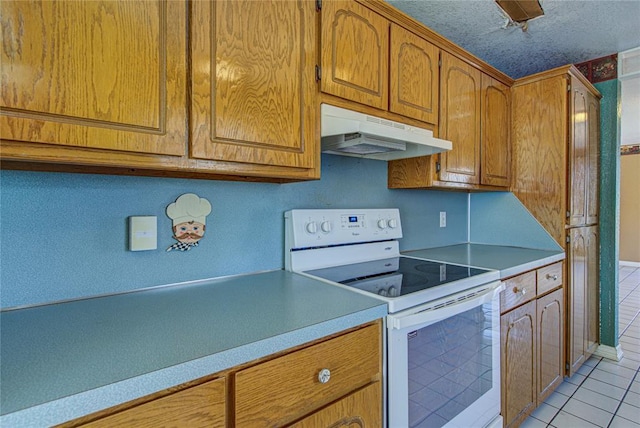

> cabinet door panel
[537,288,564,403]
[501,300,537,428]
[321,0,389,109]
[0,0,186,156]
[82,378,226,428]
[568,78,588,226]
[481,75,511,187]
[291,383,381,428]
[586,226,599,356]
[586,95,600,224]
[568,227,587,376]
[389,23,439,124]
[191,0,318,169]
[439,53,481,184]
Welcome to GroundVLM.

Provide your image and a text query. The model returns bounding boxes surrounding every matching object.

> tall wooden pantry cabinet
[511,65,601,377]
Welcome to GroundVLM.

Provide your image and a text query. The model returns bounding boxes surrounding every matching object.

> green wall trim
[595,79,620,347]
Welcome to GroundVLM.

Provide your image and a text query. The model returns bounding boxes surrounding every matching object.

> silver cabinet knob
[513,287,526,296]
[318,368,331,384]
[546,274,559,281]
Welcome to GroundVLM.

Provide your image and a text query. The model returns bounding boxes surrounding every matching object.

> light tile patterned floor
[521,265,640,428]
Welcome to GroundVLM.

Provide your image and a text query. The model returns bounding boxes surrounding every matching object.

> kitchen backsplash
[1,154,469,309]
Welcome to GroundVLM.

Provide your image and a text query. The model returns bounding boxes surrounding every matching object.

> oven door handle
[389,281,503,330]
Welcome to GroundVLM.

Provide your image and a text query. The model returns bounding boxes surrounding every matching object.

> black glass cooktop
[305,256,491,298]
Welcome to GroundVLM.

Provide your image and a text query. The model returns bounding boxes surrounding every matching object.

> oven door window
[387,287,501,428]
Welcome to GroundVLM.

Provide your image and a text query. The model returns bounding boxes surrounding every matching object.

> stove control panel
[285,208,402,249]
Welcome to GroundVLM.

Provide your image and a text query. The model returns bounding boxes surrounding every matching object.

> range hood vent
[321,104,452,161]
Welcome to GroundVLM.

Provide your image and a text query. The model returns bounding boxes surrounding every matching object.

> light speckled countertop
[0,270,387,427]
[403,243,565,278]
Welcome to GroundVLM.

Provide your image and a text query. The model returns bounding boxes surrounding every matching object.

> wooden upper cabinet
[190,0,318,170]
[389,23,439,124]
[586,93,600,225]
[481,74,511,187]
[0,0,186,156]
[568,78,589,227]
[321,0,389,110]
[439,52,482,184]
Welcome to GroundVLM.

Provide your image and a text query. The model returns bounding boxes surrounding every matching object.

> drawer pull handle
[513,287,526,296]
[546,274,559,281]
[318,368,331,384]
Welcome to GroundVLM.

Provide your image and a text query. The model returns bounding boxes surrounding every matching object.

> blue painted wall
[595,79,620,348]
[0,154,468,309]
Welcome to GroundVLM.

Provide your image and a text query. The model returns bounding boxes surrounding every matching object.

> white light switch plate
[129,216,157,251]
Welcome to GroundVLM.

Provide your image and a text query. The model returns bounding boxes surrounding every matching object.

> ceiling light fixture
[495,0,544,32]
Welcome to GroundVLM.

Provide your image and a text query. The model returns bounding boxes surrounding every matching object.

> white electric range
[285,208,504,428]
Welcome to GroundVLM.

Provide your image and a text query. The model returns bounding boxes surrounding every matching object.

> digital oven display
[349,216,358,223]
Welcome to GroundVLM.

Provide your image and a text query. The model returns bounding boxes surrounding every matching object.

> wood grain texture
[501,271,536,314]
[290,383,381,428]
[586,95,600,225]
[567,227,587,376]
[586,226,599,357]
[568,77,588,227]
[501,299,537,428]
[537,262,563,296]
[480,74,511,188]
[537,288,564,404]
[234,323,381,427]
[321,0,389,110]
[79,377,226,428]
[190,0,319,170]
[0,0,186,156]
[387,155,435,188]
[389,23,439,124]
[511,75,568,247]
[439,51,481,184]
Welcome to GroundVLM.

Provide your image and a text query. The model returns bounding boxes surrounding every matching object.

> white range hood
[320,104,452,161]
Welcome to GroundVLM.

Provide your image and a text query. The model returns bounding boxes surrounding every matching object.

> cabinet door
[586,94,600,225]
[568,77,589,226]
[389,23,439,124]
[567,227,587,376]
[81,378,226,428]
[481,74,511,187]
[537,288,564,404]
[0,0,186,156]
[511,76,568,247]
[439,52,482,184]
[290,382,381,428]
[321,0,389,110]
[501,300,537,428]
[586,226,599,357]
[191,0,318,169]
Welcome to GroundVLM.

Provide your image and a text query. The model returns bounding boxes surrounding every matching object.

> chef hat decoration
[166,193,212,227]
[165,193,212,252]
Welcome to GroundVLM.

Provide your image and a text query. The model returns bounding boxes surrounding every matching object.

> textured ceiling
[385,0,640,79]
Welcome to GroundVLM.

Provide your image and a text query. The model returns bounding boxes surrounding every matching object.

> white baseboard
[594,344,624,361]
[619,260,640,267]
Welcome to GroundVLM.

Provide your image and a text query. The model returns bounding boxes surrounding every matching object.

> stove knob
[321,221,332,233]
[388,286,397,297]
[305,221,318,234]
[377,219,387,229]
[388,218,398,229]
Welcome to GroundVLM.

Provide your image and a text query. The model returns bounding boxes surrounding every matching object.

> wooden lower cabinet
[291,383,381,427]
[64,378,226,428]
[61,322,381,428]
[500,263,564,428]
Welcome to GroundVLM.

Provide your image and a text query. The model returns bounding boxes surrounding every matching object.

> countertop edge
[0,305,386,427]
[498,253,566,279]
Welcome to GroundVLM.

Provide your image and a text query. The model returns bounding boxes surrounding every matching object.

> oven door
[387,281,503,428]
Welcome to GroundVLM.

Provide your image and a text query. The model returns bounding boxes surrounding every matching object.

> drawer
[79,377,226,428]
[501,271,536,313]
[537,262,563,295]
[234,322,381,427]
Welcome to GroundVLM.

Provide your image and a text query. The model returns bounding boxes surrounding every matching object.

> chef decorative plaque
[165,193,212,252]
